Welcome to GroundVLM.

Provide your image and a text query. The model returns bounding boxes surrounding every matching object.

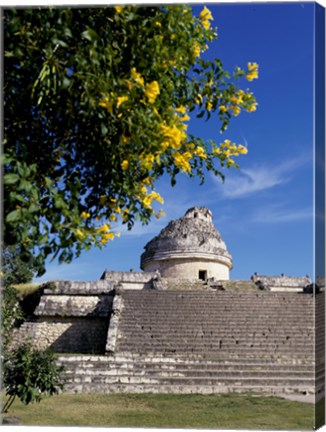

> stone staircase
[57,290,324,397]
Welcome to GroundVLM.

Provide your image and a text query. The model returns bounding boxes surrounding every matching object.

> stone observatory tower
[140,207,233,280]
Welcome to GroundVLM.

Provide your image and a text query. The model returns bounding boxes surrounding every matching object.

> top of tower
[140,207,232,269]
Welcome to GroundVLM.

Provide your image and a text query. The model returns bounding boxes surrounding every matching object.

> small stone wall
[12,281,115,354]
[251,274,311,292]
[100,270,158,290]
[14,317,109,353]
[44,279,114,295]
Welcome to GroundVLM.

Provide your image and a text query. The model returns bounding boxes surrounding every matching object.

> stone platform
[52,288,324,398]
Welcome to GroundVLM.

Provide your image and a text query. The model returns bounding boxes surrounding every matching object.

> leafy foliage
[1,245,63,414]
[2,343,64,413]
[1,244,39,347]
[3,6,258,275]
[2,244,39,288]
[1,285,25,350]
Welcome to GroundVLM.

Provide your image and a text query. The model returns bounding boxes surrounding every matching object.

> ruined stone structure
[12,207,324,399]
[141,207,233,280]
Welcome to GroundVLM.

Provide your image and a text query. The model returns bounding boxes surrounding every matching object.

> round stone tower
[140,207,233,280]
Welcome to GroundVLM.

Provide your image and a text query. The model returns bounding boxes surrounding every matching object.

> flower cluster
[99,69,160,115]
[219,88,258,118]
[199,6,213,30]
[94,6,255,246]
[246,62,259,81]
[144,81,160,104]
[173,151,192,172]
[212,139,248,167]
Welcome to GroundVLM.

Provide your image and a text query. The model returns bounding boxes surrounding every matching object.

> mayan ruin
[12,207,325,400]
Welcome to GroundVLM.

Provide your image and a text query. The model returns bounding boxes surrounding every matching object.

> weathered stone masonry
[12,207,325,398]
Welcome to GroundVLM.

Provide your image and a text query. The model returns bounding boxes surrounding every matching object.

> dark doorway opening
[199,270,207,281]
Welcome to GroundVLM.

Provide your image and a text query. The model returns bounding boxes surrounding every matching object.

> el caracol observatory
[140,206,233,280]
[10,205,324,400]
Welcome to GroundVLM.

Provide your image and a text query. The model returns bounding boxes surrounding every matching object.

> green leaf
[6,210,21,223]
[81,28,99,42]
[4,174,19,185]
[28,203,39,213]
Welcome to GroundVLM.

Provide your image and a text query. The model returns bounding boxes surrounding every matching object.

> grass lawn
[1,392,318,429]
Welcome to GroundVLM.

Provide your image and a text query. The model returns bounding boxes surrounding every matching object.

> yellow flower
[231,105,241,116]
[155,21,162,27]
[143,195,153,209]
[236,89,245,103]
[144,81,160,104]
[227,158,236,167]
[98,223,111,233]
[117,95,128,108]
[202,20,211,30]
[207,101,213,111]
[141,178,151,187]
[150,191,164,204]
[221,139,231,148]
[114,6,123,13]
[237,145,248,154]
[175,106,187,114]
[192,42,201,58]
[174,151,192,172]
[199,6,213,21]
[194,146,207,159]
[121,160,129,170]
[199,7,214,31]
[140,153,155,171]
[196,94,203,104]
[247,103,258,112]
[76,229,85,238]
[160,123,186,150]
[139,186,146,196]
[98,96,113,114]
[125,79,133,91]
[219,105,227,113]
[100,232,115,244]
[131,68,144,86]
[81,211,91,219]
[246,62,259,81]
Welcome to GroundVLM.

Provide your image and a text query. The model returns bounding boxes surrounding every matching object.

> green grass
[12,283,41,298]
[2,392,317,429]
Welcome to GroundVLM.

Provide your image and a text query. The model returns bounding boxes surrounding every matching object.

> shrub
[2,343,64,413]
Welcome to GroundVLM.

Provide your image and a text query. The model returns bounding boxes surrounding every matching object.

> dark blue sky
[37,2,321,282]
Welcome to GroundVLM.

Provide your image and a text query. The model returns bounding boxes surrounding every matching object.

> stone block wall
[142,256,230,280]
[14,317,109,354]
[100,270,158,290]
[12,280,115,354]
[251,274,311,292]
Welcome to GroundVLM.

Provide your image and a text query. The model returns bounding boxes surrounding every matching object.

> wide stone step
[63,375,317,388]
[118,333,315,341]
[118,324,316,331]
[59,361,316,373]
[116,341,315,352]
[63,368,314,379]
[62,382,319,395]
[57,355,316,369]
